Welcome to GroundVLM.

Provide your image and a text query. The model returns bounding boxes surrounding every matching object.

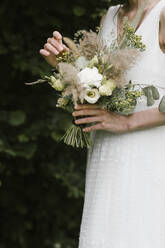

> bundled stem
[61,123,92,148]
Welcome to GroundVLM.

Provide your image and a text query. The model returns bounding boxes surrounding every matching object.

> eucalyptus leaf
[147,89,155,106]
[143,86,155,106]
[158,95,165,112]
[151,86,160,100]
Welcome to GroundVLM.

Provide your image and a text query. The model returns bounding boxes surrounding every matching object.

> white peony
[99,85,113,96]
[75,56,89,70]
[84,88,100,104]
[77,67,103,88]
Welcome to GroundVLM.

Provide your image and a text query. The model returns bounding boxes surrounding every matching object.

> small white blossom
[84,88,100,104]
[77,67,103,88]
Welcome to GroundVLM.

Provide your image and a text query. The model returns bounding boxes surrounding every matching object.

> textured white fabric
[78,1,165,247]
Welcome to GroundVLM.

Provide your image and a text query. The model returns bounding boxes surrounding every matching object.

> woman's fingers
[53,31,69,51]
[44,43,59,55]
[47,38,63,52]
[83,123,105,132]
[72,109,104,117]
[40,30,69,59]
[75,116,103,125]
[40,49,50,57]
[47,38,69,53]
[75,104,101,110]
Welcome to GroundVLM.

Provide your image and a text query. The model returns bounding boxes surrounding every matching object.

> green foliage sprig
[119,17,146,51]
[100,81,144,115]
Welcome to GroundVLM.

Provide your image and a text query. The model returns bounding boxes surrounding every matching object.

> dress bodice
[99,0,165,112]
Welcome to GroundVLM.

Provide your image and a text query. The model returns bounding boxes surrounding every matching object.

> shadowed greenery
[0,0,126,247]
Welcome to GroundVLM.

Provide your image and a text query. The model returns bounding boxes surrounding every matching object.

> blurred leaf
[73,6,86,17]
[8,110,26,126]
[18,134,29,143]
[15,143,37,159]
[0,0,119,246]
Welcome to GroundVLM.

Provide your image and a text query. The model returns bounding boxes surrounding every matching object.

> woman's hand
[72,104,131,133]
[40,31,69,67]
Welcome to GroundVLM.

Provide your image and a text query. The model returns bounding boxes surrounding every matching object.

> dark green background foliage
[0,0,126,247]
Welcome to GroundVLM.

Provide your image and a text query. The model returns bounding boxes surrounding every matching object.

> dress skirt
[78,125,165,248]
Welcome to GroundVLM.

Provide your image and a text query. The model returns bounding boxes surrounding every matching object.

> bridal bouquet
[26,17,165,148]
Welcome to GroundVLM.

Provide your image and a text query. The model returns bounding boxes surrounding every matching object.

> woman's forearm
[128,108,165,132]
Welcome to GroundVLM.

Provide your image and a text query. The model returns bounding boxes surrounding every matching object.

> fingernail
[57,35,62,40]
[72,112,75,116]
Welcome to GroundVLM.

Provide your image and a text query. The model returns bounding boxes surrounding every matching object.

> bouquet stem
[61,123,92,148]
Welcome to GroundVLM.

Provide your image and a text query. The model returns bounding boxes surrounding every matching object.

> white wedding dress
[78,1,165,247]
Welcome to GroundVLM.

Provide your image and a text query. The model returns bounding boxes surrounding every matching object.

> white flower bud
[105,79,117,91]
[99,85,113,96]
[50,76,64,91]
[88,55,99,68]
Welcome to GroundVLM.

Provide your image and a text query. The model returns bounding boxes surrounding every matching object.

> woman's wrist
[127,108,165,132]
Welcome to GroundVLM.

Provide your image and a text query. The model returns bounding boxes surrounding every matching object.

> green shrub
[0,0,126,247]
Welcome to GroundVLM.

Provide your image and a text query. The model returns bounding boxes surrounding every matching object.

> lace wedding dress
[78,1,165,247]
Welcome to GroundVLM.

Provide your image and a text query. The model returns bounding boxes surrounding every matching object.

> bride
[40,0,165,247]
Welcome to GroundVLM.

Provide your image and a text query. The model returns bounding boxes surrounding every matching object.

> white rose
[99,85,113,96]
[84,88,100,104]
[77,67,103,88]
[50,76,64,91]
[75,56,89,70]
